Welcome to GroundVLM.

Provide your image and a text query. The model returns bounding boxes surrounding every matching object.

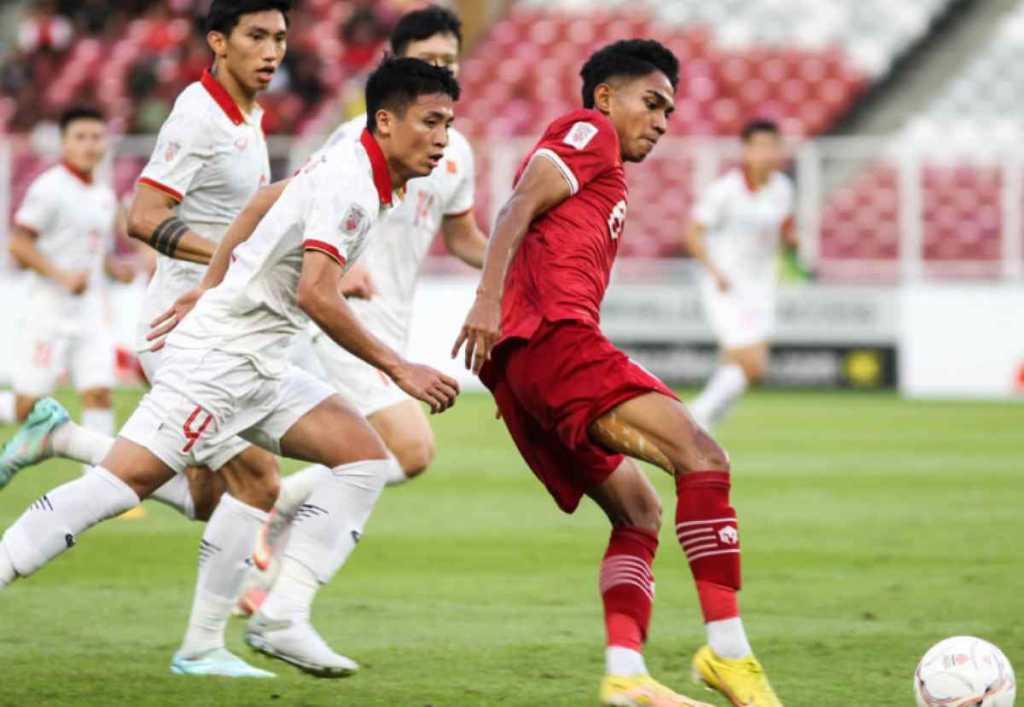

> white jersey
[692,168,794,292]
[313,114,475,350]
[13,162,117,321]
[135,69,270,352]
[167,129,396,378]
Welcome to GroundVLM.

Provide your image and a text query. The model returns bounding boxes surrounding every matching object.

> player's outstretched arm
[684,221,730,292]
[452,155,572,373]
[146,179,290,347]
[127,184,219,264]
[8,223,88,294]
[441,210,488,268]
[298,250,459,414]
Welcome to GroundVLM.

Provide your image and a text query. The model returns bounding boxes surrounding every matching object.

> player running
[453,41,783,707]
[1,107,134,487]
[0,57,460,679]
[686,120,795,431]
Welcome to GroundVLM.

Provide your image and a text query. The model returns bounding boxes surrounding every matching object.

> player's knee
[15,396,38,422]
[394,435,435,478]
[742,359,767,384]
[81,388,112,409]
[672,427,731,474]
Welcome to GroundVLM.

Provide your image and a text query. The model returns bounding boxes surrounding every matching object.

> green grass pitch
[0,388,1020,706]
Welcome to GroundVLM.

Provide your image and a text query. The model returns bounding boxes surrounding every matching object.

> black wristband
[149,217,189,258]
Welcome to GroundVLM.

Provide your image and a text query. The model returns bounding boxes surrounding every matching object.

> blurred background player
[0,107,134,488]
[454,39,780,707]
[685,120,796,431]
[238,6,488,612]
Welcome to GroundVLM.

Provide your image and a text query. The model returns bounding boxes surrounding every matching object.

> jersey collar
[360,128,394,206]
[201,68,246,126]
[61,160,93,185]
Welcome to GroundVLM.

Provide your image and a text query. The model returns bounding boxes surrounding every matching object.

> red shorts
[480,319,677,513]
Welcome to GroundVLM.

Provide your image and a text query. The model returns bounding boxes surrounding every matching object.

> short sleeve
[444,139,475,216]
[692,178,728,229]
[14,174,57,234]
[138,112,210,202]
[302,171,371,267]
[531,118,618,195]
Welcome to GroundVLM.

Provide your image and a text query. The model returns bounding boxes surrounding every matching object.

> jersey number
[608,200,627,241]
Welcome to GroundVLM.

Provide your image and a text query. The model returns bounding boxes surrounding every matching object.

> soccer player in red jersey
[453,40,783,707]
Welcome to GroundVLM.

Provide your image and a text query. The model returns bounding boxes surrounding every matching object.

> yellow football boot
[600,674,715,707]
[691,645,783,706]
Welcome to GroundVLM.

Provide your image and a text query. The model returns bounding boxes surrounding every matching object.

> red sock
[600,527,658,651]
[675,471,741,623]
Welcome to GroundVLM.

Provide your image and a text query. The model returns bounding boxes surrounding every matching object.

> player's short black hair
[59,106,105,132]
[741,119,780,141]
[580,39,679,110]
[365,56,460,133]
[205,0,292,36]
[390,5,462,56]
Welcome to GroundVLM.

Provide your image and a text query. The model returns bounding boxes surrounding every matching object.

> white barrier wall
[899,284,1024,399]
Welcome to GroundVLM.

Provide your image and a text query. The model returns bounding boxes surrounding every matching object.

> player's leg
[0,435,170,589]
[367,399,435,482]
[244,376,397,677]
[591,393,781,706]
[0,389,15,425]
[690,341,767,431]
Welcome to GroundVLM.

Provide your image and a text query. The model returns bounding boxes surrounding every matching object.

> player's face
[401,33,460,78]
[62,118,107,173]
[379,94,455,181]
[216,10,288,94]
[605,72,675,163]
[743,131,782,174]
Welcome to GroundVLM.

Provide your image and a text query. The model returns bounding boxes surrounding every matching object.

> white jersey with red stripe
[313,114,474,350]
[692,168,793,293]
[13,162,117,319]
[166,129,396,379]
[135,69,270,354]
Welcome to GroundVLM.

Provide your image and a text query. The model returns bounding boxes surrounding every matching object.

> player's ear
[374,109,394,139]
[206,30,228,59]
[593,83,613,113]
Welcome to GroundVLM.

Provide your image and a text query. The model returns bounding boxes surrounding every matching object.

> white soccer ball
[914,636,1016,707]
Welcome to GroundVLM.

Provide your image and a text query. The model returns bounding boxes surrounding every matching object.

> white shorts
[310,331,409,418]
[12,318,116,397]
[700,283,775,350]
[120,346,334,473]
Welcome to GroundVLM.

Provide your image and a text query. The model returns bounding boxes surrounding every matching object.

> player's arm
[104,204,137,283]
[452,155,572,373]
[146,179,290,346]
[126,185,218,264]
[684,221,730,292]
[8,223,88,294]
[441,209,488,268]
[297,251,458,413]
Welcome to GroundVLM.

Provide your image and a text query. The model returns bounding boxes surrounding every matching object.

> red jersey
[498,109,628,344]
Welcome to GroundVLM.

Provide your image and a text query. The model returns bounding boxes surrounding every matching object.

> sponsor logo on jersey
[341,203,368,234]
[718,526,739,545]
[564,121,598,150]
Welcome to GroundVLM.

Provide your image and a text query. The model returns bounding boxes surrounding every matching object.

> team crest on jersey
[164,140,181,162]
[446,159,458,174]
[564,121,598,150]
[341,203,368,234]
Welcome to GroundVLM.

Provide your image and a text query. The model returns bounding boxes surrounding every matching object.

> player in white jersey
[0,1,289,521]
[0,107,135,489]
[0,56,461,679]
[685,120,796,430]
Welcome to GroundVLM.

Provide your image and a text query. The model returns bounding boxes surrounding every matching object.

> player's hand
[712,269,732,293]
[452,293,501,374]
[147,286,205,351]
[60,270,89,295]
[338,264,377,299]
[391,361,460,414]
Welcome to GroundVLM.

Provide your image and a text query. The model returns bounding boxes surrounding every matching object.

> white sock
[276,465,332,517]
[706,617,753,659]
[149,474,196,520]
[0,391,15,425]
[690,363,748,430]
[384,461,410,487]
[81,407,115,436]
[178,493,268,657]
[0,466,139,577]
[606,646,647,676]
[0,543,15,587]
[50,421,115,466]
[260,458,391,619]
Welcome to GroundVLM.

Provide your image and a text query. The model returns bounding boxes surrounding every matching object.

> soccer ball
[914,636,1016,707]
